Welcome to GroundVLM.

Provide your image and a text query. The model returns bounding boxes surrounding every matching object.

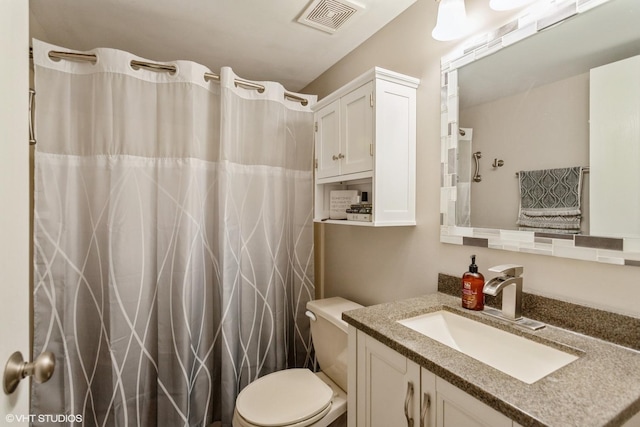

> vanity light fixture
[489,0,536,11]
[432,0,469,41]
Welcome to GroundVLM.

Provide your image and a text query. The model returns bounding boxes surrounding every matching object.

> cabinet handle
[404,381,414,427]
[338,153,345,159]
[420,392,431,427]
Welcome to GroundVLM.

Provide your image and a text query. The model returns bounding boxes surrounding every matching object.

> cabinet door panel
[357,333,420,427]
[341,82,374,176]
[441,399,485,427]
[373,79,416,224]
[436,378,511,427]
[316,100,341,179]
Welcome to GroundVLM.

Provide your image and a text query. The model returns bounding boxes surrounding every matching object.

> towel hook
[473,152,482,182]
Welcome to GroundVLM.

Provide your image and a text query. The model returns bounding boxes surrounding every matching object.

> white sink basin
[398,310,579,384]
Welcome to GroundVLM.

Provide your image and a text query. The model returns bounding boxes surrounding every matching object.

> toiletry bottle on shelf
[462,255,485,311]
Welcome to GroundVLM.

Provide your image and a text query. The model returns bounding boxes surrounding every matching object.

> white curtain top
[32,39,316,171]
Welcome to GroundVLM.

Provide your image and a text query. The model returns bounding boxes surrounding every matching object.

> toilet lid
[235,369,333,427]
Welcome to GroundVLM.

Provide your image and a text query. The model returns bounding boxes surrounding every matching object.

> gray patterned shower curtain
[31,39,315,426]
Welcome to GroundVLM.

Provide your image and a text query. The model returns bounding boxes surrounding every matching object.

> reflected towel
[516,167,584,232]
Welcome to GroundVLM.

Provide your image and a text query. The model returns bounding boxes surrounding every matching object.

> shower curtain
[31,39,316,427]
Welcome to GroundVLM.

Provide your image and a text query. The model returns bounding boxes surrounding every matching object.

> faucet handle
[488,264,523,277]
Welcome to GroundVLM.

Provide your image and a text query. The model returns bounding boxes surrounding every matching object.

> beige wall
[305,0,640,318]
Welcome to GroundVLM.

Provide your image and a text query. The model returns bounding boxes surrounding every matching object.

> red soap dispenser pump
[462,255,485,311]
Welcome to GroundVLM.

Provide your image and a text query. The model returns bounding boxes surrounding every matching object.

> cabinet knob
[332,154,339,161]
[338,153,345,159]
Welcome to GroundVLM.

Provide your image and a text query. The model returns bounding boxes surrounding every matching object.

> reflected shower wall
[456,127,472,227]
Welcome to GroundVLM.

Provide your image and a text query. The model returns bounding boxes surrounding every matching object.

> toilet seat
[234,403,331,427]
[235,369,334,427]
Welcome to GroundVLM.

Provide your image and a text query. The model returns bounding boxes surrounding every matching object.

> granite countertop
[343,293,640,427]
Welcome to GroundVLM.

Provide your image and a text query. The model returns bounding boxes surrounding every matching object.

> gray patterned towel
[516,167,584,233]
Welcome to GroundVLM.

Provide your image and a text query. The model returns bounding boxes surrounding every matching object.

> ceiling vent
[297,0,364,34]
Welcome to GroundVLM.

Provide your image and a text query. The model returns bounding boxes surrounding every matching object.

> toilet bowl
[232,297,363,427]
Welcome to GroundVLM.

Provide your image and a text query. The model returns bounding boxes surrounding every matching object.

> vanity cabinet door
[435,376,511,427]
[356,332,420,427]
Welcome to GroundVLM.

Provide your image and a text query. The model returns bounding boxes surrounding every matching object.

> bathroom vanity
[343,293,640,427]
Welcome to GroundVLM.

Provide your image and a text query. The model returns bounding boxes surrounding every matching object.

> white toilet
[232,297,363,427]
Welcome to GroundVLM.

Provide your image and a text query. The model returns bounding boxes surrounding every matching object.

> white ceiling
[29,0,416,92]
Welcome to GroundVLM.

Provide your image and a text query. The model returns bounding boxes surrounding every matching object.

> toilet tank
[306,297,363,393]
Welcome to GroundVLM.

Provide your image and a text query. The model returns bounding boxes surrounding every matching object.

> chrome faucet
[483,264,523,320]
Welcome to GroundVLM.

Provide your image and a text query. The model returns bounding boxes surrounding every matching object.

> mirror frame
[439,0,640,267]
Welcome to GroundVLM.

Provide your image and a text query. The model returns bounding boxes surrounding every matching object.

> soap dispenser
[462,255,485,311]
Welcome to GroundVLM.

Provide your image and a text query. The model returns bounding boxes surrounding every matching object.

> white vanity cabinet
[313,67,419,226]
[349,328,513,427]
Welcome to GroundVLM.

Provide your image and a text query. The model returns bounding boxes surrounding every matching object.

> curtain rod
[29,48,310,106]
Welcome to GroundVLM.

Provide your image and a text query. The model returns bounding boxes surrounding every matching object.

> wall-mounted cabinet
[313,67,419,226]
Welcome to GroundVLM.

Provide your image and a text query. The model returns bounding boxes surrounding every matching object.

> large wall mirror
[440,0,640,267]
